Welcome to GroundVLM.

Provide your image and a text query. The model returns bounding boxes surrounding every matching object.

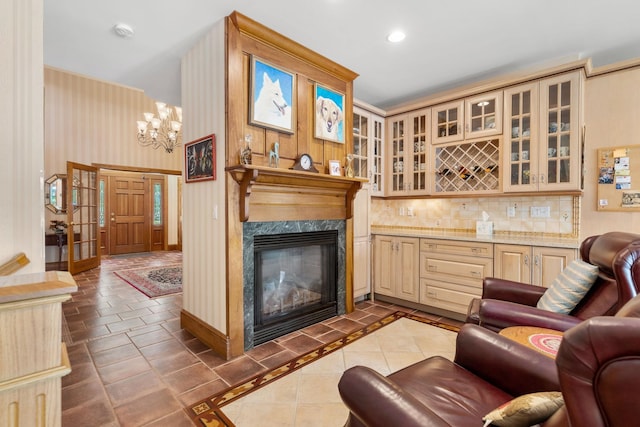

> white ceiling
[44,0,640,110]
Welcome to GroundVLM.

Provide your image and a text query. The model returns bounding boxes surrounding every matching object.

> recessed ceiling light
[387,31,406,43]
[113,23,134,38]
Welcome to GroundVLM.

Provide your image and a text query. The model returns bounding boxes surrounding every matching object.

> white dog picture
[250,57,295,133]
[314,84,345,143]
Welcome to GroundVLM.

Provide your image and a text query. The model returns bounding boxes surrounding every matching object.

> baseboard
[180,309,231,359]
[167,244,179,251]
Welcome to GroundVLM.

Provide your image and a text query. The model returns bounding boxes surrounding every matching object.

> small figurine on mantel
[268,141,280,168]
[239,134,252,165]
[345,154,355,178]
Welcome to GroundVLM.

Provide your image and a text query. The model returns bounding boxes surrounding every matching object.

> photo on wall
[185,134,216,183]
[314,84,345,143]
[249,56,295,134]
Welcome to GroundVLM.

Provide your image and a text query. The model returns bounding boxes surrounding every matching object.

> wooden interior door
[109,174,148,254]
[66,161,100,274]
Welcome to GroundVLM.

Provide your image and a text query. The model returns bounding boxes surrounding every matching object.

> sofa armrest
[454,324,559,396]
[478,299,582,332]
[482,277,546,305]
[338,366,450,427]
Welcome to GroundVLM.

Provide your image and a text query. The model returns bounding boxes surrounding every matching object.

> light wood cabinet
[419,239,493,315]
[352,184,371,298]
[373,235,420,302]
[387,109,430,195]
[494,244,577,287]
[432,100,464,144]
[464,91,503,139]
[353,106,385,195]
[503,71,583,192]
[431,91,503,145]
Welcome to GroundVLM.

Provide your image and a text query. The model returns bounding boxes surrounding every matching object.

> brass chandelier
[136,102,182,153]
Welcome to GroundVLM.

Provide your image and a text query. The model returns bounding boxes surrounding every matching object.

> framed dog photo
[314,83,345,143]
[249,56,295,134]
[185,134,216,183]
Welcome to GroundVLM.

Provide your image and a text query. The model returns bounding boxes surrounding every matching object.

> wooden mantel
[227,165,367,222]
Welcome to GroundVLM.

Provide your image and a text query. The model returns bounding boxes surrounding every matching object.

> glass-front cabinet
[353,106,384,195]
[432,100,464,144]
[504,82,539,192]
[539,72,581,191]
[503,71,582,192]
[464,91,503,139]
[387,109,430,195]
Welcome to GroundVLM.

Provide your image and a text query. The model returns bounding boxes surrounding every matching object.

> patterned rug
[114,264,182,298]
[185,311,460,426]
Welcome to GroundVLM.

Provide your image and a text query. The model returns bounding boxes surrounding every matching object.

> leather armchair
[338,294,640,427]
[466,232,640,332]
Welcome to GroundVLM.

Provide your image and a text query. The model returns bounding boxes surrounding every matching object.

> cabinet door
[494,244,532,284]
[503,83,539,192]
[532,247,577,287]
[387,116,407,195]
[371,114,384,195]
[432,100,464,144]
[409,110,430,194]
[373,236,395,296]
[353,236,371,298]
[352,108,369,179]
[539,72,582,191]
[396,237,420,302]
[465,91,503,139]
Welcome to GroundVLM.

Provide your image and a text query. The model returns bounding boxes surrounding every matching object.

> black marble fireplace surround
[243,220,346,350]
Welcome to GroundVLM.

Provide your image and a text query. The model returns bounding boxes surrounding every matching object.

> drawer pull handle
[428,265,437,272]
[471,248,480,254]
[427,291,437,297]
[471,271,481,277]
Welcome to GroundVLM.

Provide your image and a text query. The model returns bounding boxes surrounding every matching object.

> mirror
[45,174,67,214]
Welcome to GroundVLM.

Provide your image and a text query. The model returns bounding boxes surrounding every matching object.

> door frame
[95,164,181,256]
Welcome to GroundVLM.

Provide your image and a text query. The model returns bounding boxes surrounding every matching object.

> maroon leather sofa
[466,232,640,332]
[338,294,640,427]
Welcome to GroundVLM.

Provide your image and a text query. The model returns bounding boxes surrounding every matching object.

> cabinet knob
[524,255,530,266]
[534,255,540,267]
[539,174,545,183]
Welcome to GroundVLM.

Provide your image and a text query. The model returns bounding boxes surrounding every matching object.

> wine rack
[434,139,500,193]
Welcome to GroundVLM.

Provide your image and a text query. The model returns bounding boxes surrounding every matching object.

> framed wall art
[249,56,295,133]
[314,83,345,143]
[329,160,342,176]
[185,134,216,183]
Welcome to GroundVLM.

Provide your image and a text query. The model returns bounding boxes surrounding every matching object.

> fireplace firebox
[253,230,338,345]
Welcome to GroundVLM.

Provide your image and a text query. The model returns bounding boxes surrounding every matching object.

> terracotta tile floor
[61,251,463,426]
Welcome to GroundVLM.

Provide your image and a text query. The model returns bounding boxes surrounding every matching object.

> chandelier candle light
[137,102,183,153]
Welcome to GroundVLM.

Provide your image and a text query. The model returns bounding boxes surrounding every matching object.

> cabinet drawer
[420,253,493,282]
[420,279,480,314]
[420,239,493,257]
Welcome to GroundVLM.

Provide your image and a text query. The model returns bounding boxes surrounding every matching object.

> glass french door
[66,161,100,274]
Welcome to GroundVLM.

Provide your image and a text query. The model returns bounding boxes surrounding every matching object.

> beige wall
[581,67,640,238]
[181,20,227,334]
[43,67,183,248]
[1,0,45,273]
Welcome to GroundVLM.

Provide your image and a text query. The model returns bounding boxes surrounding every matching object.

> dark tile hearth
[61,251,463,426]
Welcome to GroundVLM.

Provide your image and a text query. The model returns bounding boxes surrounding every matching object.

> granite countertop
[0,271,78,304]
[371,226,580,249]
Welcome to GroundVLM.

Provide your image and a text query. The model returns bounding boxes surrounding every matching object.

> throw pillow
[536,259,599,314]
[482,391,564,427]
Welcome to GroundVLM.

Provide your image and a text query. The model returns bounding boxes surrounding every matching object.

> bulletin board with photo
[597,144,640,211]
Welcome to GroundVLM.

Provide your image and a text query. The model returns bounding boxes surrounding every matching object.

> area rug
[114,264,182,298]
[185,311,459,426]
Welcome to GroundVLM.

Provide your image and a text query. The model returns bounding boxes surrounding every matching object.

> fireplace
[253,231,337,345]
[243,220,346,349]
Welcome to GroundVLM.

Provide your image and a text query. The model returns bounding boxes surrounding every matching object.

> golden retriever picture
[314,85,344,143]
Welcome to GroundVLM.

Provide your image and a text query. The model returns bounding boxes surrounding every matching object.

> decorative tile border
[185,311,460,426]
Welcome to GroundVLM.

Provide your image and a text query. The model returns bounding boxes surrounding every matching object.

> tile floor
[61,251,463,427]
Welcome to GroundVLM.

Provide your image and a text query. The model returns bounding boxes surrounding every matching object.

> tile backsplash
[371,195,579,238]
